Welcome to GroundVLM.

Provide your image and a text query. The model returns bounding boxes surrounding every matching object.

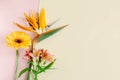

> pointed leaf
[32,70,38,80]
[37,25,68,42]
[44,59,56,70]
[43,61,46,65]
[37,65,45,72]
[18,68,29,78]
[32,70,37,75]
[39,59,56,73]
[45,18,61,30]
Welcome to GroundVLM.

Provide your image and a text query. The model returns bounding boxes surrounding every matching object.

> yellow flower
[6,31,31,49]
[15,8,47,34]
[39,8,46,32]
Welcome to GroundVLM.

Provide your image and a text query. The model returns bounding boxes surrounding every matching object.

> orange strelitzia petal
[14,23,34,32]
[39,8,47,32]
[24,12,38,30]
[30,11,39,29]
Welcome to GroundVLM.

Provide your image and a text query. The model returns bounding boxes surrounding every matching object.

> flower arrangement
[6,0,68,80]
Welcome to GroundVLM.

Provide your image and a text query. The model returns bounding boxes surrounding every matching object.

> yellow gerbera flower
[15,8,47,34]
[6,31,31,49]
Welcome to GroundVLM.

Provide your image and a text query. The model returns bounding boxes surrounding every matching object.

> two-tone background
[1,0,120,80]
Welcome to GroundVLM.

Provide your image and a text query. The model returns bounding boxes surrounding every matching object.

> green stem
[27,72,30,80]
[27,35,36,80]
[34,74,38,80]
[15,50,19,80]
[27,63,32,80]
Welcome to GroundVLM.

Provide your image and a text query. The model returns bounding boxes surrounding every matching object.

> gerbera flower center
[15,39,22,43]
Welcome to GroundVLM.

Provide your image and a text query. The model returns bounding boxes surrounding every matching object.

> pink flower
[24,50,32,60]
[40,49,54,62]
[24,49,54,62]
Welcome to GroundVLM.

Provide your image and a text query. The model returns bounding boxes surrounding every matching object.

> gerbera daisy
[6,31,31,49]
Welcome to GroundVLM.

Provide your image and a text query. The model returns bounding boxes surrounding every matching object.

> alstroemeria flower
[39,49,54,62]
[24,50,33,60]
[15,8,47,34]
[24,49,54,62]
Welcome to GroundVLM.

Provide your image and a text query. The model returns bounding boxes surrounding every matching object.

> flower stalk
[15,50,19,80]
[27,64,31,80]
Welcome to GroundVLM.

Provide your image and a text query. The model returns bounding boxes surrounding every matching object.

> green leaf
[37,65,45,72]
[28,61,33,65]
[49,68,57,70]
[32,70,38,75]
[37,25,68,42]
[32,70,38,80]
[43,61,46,65]
[18,68,29,78]
[39,59,56,73]
[44,59,56,70]
[45,18,61,30]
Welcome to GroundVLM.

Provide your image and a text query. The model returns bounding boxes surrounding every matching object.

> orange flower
[24,50,32,60]
[15,8,47,34]
[24,49,54,62]
[40,49,54,62]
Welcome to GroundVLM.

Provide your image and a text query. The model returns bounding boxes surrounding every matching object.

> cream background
[0,0,120,80]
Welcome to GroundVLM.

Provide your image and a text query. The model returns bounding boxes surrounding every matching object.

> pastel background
[1,0,120,80]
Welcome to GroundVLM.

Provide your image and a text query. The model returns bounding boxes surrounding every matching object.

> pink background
[0,0,38,80]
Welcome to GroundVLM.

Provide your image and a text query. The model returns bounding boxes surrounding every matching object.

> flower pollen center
[15,39,22,43]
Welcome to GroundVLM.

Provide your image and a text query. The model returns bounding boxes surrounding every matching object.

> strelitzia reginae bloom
[15,8,48,34]
[6,31,31,49]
